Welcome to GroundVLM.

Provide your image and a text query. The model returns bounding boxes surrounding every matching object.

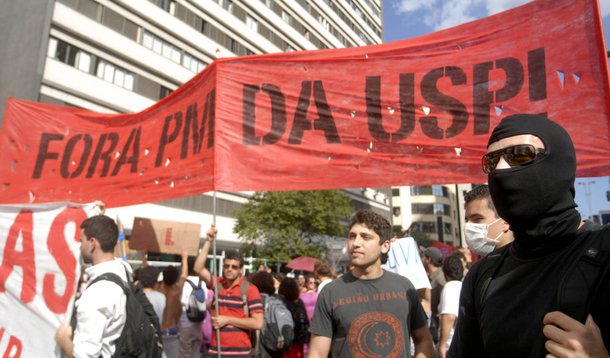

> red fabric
[0,0,608,207]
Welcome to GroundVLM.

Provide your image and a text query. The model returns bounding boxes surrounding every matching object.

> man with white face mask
[463,185,514,256]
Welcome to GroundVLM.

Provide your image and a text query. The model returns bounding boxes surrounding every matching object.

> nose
[495,156,511,170]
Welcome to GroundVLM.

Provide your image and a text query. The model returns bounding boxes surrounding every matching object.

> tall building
[391,184,472,247]
[0,0,386,252]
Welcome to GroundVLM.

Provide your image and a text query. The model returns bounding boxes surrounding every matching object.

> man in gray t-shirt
[309,210,434,358]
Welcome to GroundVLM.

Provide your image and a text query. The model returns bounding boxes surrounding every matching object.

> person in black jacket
[448,114,609,358]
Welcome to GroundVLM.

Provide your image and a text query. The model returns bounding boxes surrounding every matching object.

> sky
[381,0,610,220]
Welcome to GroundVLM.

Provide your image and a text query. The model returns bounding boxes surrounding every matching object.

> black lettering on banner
[156,113,183,167]
[242,84,286,145]
[365,73,416,142]
[33,133,64,179]
[473,49,545,135]
[206,89,215,148]
[111,127,141,176]
[288,80,340,144]
[528,48,547,101]
[420,66,468,139]
[86,133,119,178]
[473,61,494,135]
[495,57,524,102]
[60,134,92,179]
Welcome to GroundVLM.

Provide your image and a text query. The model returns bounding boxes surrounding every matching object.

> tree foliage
[233,190,354,263]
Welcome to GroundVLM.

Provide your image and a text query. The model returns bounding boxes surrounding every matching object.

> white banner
[0,203,98,357]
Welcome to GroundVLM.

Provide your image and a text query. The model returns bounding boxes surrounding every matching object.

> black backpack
[286,299,310,345]
[88,272,164,358]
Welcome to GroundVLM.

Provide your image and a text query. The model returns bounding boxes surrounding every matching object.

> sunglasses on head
[482,144,545,174]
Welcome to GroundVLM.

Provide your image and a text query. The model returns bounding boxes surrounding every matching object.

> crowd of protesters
[55,114,609,357]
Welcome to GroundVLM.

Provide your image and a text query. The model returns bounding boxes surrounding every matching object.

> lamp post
[578,180,595,220]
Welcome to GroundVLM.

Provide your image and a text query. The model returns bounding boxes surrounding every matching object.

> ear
[501,220,511,232]
[381,239,391,254]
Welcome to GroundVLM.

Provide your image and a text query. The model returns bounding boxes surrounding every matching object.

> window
[47,38,58,58]
[75,51,92,72]
[246,15,258,32]
[77,0,99,20]
[412,204,433,215]
[432,185,444,196]
[282,11,292,25]
[220,0,233,12]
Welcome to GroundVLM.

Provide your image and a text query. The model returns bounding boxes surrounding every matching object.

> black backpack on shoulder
[88,272,164,358]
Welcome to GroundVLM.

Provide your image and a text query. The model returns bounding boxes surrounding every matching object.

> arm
[438,313,457,358]
[211,311,264,331]
[543,312,609,358]
[177,250,188,288]
[194,225,216,286]
[412,324,434,358]
[55,325,74,358]
[307,334,332,358]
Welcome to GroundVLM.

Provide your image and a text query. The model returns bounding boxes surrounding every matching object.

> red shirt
[208,276,263,357]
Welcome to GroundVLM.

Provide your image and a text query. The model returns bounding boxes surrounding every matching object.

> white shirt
[438,280,462,350]
[73,259,128,358]
[317,278,332,293]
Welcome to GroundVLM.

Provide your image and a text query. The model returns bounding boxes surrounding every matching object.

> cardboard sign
[129,217,201,256]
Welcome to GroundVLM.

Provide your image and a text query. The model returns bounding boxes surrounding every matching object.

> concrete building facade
[0,0,387,254]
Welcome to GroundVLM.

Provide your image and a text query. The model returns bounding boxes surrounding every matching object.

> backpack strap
[88,272,129,295]
[557,229,610,323]
[241,279,250,316]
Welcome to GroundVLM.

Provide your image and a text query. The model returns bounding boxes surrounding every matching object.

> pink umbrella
[286,256,320,272]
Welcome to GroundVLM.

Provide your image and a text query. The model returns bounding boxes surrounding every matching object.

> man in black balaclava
[448,114,610,358]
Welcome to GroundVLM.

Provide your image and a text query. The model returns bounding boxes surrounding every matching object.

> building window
[246,15,258,32]
[75,51,92,72]
[412,204,433,215]
[220,0,233,12]
[432,185,444,197]
[282,11,293,25]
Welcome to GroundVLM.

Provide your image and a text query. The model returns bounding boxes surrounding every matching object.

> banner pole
[213,191,221,358]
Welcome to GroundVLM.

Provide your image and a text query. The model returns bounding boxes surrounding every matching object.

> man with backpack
[194,225,264,357]
[448,114,610,357]
[55,214,163,357]
[250,271,295,357]
[179,257,208,358]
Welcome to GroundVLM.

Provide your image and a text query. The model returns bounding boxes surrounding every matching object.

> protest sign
[129,217,201,256]
[0,203,97,357]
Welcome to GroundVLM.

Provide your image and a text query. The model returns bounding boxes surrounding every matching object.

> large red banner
[1,0,609,207]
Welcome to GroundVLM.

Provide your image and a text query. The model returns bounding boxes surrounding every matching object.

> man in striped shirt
[194,226,264,357]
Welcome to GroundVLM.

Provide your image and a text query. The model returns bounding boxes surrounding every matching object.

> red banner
[1,0,609,207]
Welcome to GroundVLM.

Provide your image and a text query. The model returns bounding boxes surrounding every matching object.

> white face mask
[464,218,504,256]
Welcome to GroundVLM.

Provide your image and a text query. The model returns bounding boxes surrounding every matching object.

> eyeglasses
[223,264,240,270]
[482,144,545,174]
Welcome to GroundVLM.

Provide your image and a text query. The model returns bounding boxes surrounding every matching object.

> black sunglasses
[482,144,545,174]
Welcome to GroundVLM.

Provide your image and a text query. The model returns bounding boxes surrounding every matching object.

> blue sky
[381,0,610,219]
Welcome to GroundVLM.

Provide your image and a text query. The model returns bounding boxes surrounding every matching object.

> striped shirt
[208,276,263,357]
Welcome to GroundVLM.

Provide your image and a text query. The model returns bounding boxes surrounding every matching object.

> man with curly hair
[309,210,434,357]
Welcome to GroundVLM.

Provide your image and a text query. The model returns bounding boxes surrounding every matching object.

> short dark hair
[314,261,332,278]
[250,271,275,295]
[162,265,179,286]
[464,185,496,214]
[278,277,300,302]
[139,266,160,288]
[348,210,392,243]
[80,215,118,253]
[442,255,464,282]
[224,250,244,267]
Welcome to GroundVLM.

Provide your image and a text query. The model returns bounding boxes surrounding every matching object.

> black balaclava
[487,114,581,255]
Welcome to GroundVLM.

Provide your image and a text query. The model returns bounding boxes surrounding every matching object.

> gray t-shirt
[144,289,166,327]
[310,271,427,358]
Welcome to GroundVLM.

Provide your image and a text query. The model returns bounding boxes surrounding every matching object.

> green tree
[233,190,354,263]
